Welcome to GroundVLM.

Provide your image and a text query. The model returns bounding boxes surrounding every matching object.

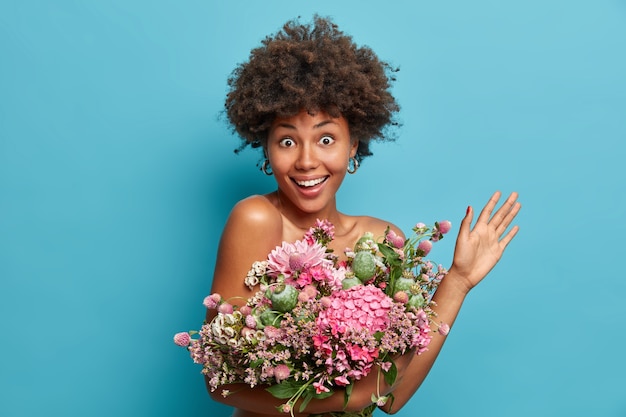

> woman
[206,16,520,417]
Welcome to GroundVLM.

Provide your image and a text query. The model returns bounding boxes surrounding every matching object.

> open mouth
[293,177,328,188]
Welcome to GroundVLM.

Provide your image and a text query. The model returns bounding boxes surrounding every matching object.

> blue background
[2,1,625,416]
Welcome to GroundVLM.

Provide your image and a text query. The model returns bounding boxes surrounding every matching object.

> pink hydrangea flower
[346,344,379,363]
[316,285,393,334]
[173,332,191,347]
[439,323,450,336]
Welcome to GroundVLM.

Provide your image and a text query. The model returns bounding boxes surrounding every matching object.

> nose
[295,143,319,170]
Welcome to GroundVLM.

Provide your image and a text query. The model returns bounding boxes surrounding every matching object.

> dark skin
[205,111,521,416]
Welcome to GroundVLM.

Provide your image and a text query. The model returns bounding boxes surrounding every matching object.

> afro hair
[225,15,400,162]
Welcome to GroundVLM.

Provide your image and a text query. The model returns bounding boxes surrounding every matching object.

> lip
[291,176,329,197]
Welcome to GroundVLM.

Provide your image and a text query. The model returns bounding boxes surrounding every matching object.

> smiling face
[266,109,358,222]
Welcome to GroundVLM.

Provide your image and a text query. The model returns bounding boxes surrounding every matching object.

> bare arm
[379,191,521,414]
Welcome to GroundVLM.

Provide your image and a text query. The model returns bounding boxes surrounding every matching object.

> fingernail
[466,206,471,215]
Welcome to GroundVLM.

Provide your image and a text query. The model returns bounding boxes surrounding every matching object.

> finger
[499,224,520,248]
[489,192,519,228]
[458,205,474,239]
[495,201,521,236]
[476,191,502,224]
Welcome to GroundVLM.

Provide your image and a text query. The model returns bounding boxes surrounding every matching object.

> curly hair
[225,15,400,162]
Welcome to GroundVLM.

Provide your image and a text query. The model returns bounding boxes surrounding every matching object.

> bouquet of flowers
[174,219,452,417]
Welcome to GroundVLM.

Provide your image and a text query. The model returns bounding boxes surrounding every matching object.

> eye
[319,135,335,145]
[279,137,295,148]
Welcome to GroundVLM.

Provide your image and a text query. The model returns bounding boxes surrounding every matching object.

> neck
[274,190,342,231]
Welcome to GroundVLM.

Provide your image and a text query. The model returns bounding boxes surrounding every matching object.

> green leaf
[378,244,401,266]
[344,383,354,409]
[266,380,301,399]
[386,393,396,413]
[383,360,398,386]
[299,393,313,412]
[249,358,264,368]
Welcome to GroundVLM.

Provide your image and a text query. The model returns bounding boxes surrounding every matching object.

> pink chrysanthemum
[266,239,331,280]
[316,285,393,334]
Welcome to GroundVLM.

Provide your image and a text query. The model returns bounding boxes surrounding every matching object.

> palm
[451,191,521,290]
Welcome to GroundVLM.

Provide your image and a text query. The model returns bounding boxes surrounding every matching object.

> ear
[349,139,359,158]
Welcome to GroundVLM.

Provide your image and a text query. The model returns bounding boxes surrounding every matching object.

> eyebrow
[274,119,337,130]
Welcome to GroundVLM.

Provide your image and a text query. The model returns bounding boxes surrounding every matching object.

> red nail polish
[466,206,471,215]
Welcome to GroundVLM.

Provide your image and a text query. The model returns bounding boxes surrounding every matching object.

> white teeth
[296,177,326,187]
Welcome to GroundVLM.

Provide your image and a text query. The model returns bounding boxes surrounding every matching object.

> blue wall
[1,1,625,416]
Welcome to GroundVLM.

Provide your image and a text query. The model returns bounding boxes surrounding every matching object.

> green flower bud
[341,276,362,290]
[352,251,377,281]
[393,277,416,293]
[268,284,299,313]
[407,294,426,309]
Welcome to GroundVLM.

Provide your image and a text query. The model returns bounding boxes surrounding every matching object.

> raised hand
[449,191,521,293]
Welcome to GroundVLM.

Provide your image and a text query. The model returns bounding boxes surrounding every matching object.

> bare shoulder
[227,195,282,232]
[211,195,283,299]
[354,215,404,239]
[221,194,285,256]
